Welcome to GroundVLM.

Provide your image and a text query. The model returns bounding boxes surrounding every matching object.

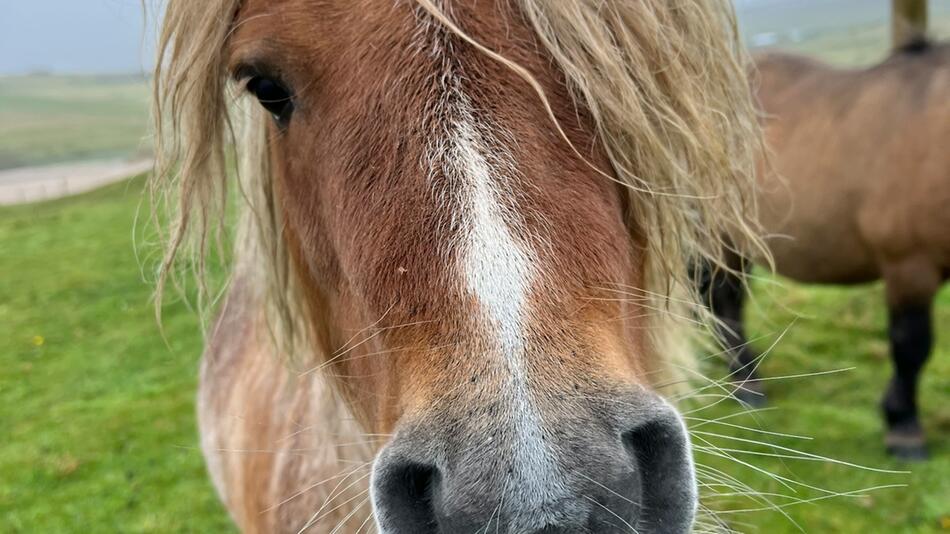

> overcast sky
[0,1,159,75]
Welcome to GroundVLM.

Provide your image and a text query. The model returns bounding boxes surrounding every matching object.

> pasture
[1,179,948,533]
[0,178,232,532]
[0,75,150,170]
[1,6,949,533]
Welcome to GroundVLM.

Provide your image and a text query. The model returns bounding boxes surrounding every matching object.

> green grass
[0,178,233,532]
[0,75,151,170]
[1,178,947,533]
[695,275,950,533]
[688,13,950,532]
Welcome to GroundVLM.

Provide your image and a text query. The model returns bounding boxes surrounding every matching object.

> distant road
[0,158,152,206]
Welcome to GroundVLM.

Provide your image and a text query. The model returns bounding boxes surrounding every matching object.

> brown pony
[706,42,950,460]
[152,1,764,532]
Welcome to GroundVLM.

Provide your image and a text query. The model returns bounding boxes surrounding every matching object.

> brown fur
[751,44,950,297]
[200,283,375,532]
[710,44,950,458]
[204,3,646,531]
[152,0,765,531]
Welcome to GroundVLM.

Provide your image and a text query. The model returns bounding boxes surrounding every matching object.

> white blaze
[416,15,565,510]
[447,103,563,501]
[454,117,530,359]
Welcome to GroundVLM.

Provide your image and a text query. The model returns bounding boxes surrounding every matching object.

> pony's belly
[751,178,878,284]
[757,231,879,285]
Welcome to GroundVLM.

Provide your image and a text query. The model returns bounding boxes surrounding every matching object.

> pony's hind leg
[701,253,765,407]
[880,258,940,460]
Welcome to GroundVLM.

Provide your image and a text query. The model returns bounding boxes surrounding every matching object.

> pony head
[154,1,763,532]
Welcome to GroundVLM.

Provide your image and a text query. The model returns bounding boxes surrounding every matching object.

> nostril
[622,415,697,534]
[372,460,440,533]
[622,420,672,465]
[402,463,437,502]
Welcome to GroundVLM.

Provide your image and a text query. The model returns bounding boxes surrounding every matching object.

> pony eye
[246,76,294,126]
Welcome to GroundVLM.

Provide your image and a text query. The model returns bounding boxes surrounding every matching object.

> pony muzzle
[370,394,697,534]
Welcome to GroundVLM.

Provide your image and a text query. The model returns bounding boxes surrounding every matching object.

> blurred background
[0,1,947,532]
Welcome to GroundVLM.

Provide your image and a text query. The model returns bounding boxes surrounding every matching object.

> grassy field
[696,278,950,533]
[1,179,947,533]
[0,178,233,532]
[0,75,150,170]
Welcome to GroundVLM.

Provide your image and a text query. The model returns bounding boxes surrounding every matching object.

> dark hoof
[885,429,929,461]
[731,380,767,408]
[886,443,929,461]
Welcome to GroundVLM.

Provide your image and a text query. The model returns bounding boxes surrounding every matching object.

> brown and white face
[228,1,695,532]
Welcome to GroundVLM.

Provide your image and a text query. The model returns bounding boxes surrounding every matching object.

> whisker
[354,511,376,534]
[574,472,636,506]
[711,484,907,514]
[328,496,371,534]
[582,495,640,533]
[263,462,372,514]
[295,471,372,533]
[692,431,907,474]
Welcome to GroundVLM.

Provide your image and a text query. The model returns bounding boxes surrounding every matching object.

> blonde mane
[152,0,765,379]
